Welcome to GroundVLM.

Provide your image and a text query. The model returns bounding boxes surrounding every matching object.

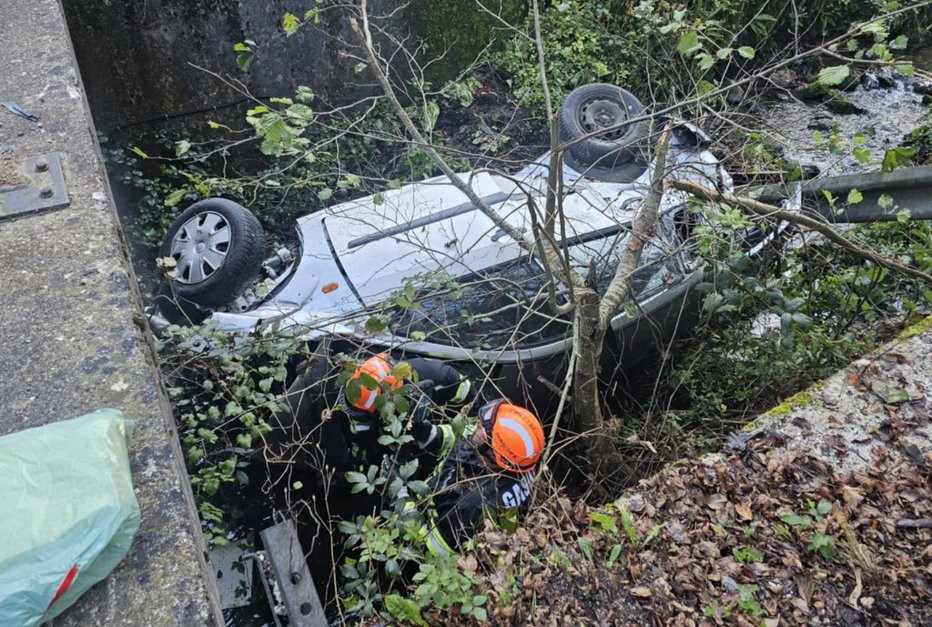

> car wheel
[560,83,649,172]
[159,198,265,309]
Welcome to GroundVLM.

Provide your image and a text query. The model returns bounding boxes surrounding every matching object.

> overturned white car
[151,83,790,414]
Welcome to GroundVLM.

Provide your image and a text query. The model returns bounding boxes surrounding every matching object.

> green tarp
[0,409,140,626]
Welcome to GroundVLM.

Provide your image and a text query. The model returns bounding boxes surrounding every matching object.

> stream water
[766,73,928,176]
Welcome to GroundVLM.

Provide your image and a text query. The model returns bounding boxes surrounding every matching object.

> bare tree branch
[670,179,932,284]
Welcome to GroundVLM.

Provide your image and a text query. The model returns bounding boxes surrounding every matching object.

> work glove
[403,391,438,447]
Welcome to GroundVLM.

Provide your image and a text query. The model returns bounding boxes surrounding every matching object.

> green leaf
[716,47,733,60]
[853,146,872,164]
[643,522,666,546]
[890,35,909,50]
[847,189,863,204]
[165,188,187,207]
[677,30,701,55]
[588,512,618,534]
[737,46,755,59]
[816,65,850,87]
[130,146,149,159]
[236,433,252,448]
[473,607,488,622]
[423,101,440,133]
[878,193,894,209]
[282,12,300,37]
[317,187,332,201]
[286,103,314,123]
[295,85,315,103]
[697,53,715,71]
[896,63,915,76]
[292,481,303,490]
[606,543,622,567]
[364,315,387,334]
[399,459,419,480]
[235,51,254,72]
[345,471,367,484]
[780,514,812,527]
[882,146,916,172]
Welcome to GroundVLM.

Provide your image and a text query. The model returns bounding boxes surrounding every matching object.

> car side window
[392,260,570,350]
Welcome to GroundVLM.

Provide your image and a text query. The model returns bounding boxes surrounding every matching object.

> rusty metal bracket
[0,152,69,220]
[257,519,327,627]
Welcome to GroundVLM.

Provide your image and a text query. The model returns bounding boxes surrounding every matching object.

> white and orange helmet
[344,353,403,413]
[475,399,544,473]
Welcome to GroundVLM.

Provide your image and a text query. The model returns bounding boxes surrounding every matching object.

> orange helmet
[345,354,402,413]
[477,400,544,473]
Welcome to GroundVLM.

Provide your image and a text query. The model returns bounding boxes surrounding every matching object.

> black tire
[158,198,265,309]
[560,83,649,171]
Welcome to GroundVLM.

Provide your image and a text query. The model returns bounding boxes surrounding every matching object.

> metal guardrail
[755,164,932,223]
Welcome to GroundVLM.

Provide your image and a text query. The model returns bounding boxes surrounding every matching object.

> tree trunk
[573,287,613,459]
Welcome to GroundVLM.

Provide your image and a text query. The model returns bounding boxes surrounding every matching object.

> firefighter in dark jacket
[408,398,545,556]
[328,353,475,473]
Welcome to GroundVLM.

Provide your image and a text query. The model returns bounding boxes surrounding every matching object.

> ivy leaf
[847,189,863,204]
[697,53,715,71]
[716,47,733,60]
[737,46,756,59]
[677,31,701,55]
[896,63,915,76]
[816,65,850,86]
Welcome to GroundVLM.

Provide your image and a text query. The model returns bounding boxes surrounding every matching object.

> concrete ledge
[750,315,932,474]
[0,0,221,624]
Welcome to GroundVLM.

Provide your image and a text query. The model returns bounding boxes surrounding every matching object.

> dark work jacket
[322,358,474,475]
[419,430,536,556]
